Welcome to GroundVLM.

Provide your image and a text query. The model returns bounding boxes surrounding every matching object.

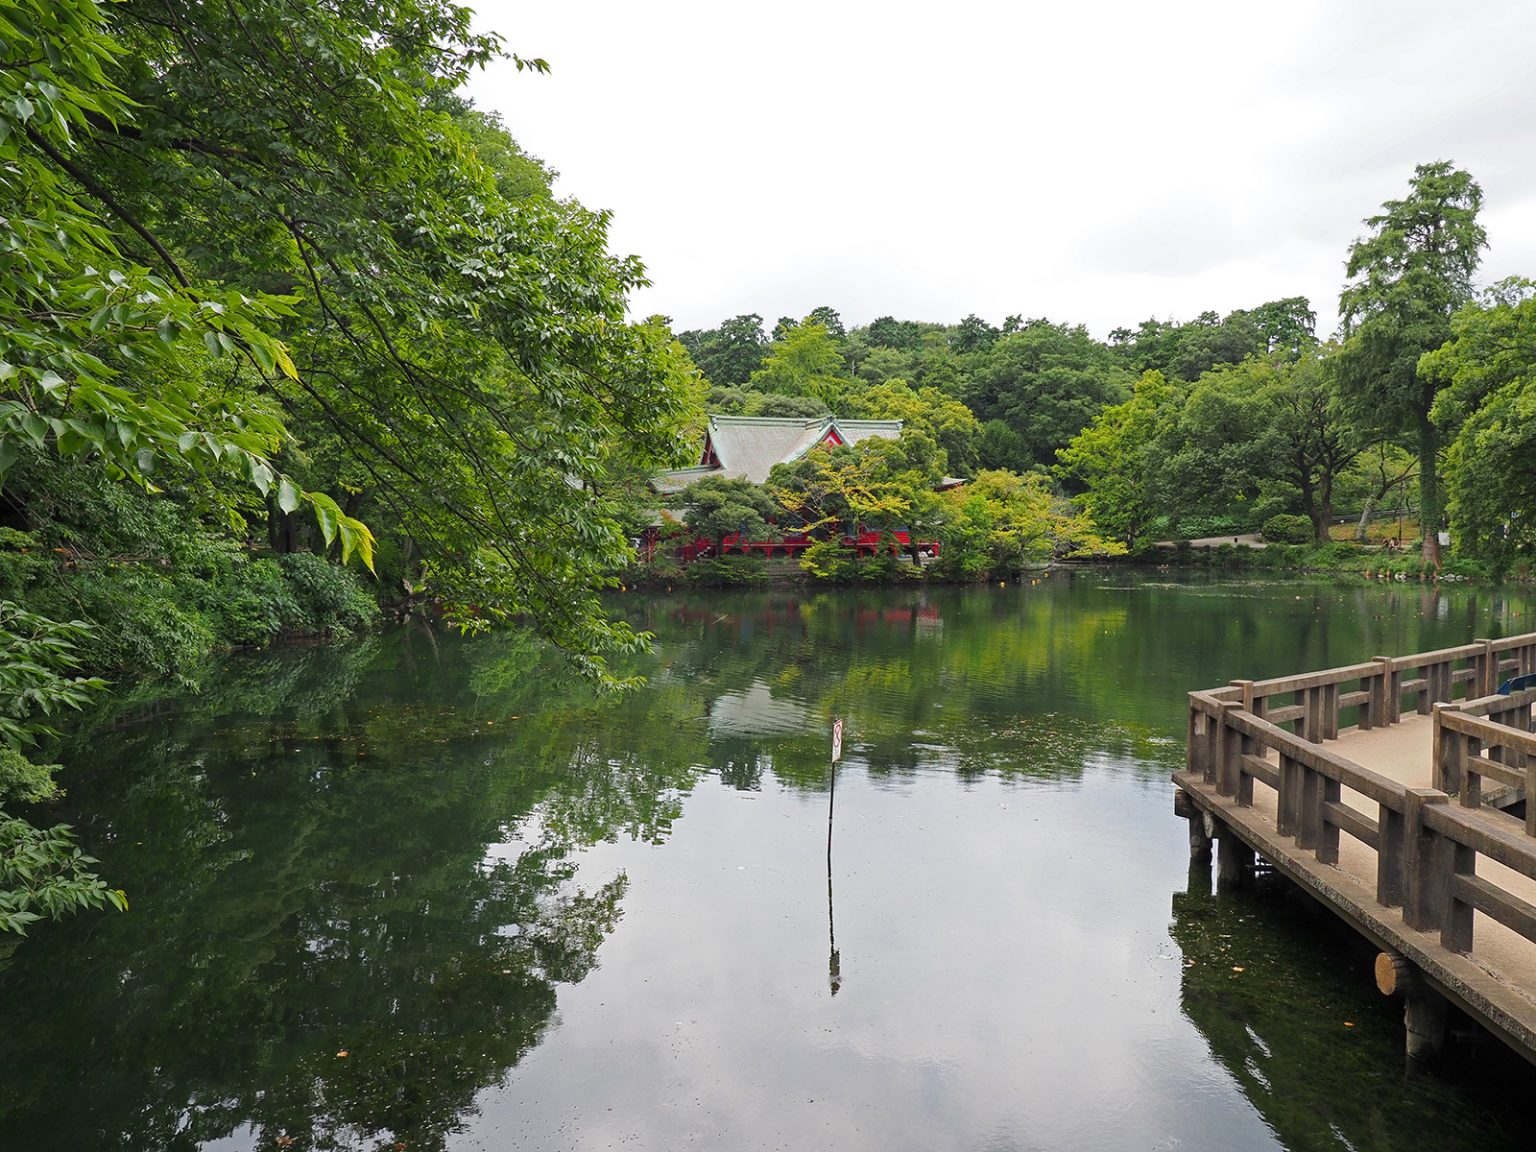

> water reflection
[1,572,1533,1151]
[1170,869,1529,1150]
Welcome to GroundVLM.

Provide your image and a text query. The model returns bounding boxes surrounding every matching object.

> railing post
[1418,661,1438,715]
[1433,703,1463,798]
[1215,701,1238,796]
[1475,638,1497,697]
[1375,657,1399,725]
[1502,697,1529,775]
[1186,704,1202,776]
[1442,842,1475,954]
[1277,753,1302,837]
[1304,687,1325,743]
[1297,763,1320,850]
[1528,760,1536,838]
[1367,661,1386,729]
[1233,712,1254,808]
[1317,773,1340,866]
[1403,788,1451,933]
[1378,802,1406,908]
[1323,682,1340,740]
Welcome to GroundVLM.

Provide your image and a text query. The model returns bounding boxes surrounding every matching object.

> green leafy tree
[1056,371,1177,548]
[66,0,701,672]
[1335,161,1487,567]
[933,470,1123,578]
[0,604,123,934]
[0,0,370,558]
[678,314,769,386]
[748,318,850,406]
[1158,356,1360,541]
[675,476,782,554]
[1424,281,1536,568]
[843,379,982,476]
[1109,299,1316,381]
[967,320,1131,467]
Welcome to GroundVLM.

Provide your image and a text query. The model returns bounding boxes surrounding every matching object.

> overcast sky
[461,0,1536,340]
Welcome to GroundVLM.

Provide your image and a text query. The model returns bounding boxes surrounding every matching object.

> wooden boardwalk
[1175,634,1536,1064]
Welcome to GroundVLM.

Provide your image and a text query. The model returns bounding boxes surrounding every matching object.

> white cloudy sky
[461,0,1536,339]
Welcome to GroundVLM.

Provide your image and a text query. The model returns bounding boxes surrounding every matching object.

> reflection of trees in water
[1170,871,1529,1151]
[12,575,1531,1150]
[0,632,699,1152]
[625,584,1180,790]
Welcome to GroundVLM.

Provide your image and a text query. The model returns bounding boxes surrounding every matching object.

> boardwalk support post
[1216,828,1253,887]
[1174,790,1211,862]
[1405,991,1449,1064]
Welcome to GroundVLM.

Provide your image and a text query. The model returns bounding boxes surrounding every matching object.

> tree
[1158,356,1360,542]
[967,320,1131,468]
[842,379,982,476]
[0,0,701,935]
[951,314,1000,354]
[1055,371,1177,548]
[807,305,846,338]
[1424,281,1536,568]
[748,318,849,406]
[1335,161,1487,567]
[675,476,781,555]
[933,470,1123,578]
[677,315,769,386]
[72,0,701,672]
[768,437,941,572]
[0,604,122,933]
[0,0,370,558]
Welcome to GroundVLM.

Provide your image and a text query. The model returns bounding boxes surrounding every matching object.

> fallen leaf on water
[1344,1021,1355,1028]
[336,1050,349,1058]
[1231,966,1245,973]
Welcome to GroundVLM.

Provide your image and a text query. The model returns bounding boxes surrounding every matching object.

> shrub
[278,552,380,634]
[684,555,769,586]
[1262,513,1314,545]
[799,540,860,583]
[217,558,304,646]
[1178,515,1250,539]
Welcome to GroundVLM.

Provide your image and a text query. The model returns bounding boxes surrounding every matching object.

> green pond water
[2,572,1534,1151]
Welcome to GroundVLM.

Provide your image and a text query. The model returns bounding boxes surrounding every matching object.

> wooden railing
[1433,688,1536,825]
[1195,635,1536,752]
[1185,633,1536,974]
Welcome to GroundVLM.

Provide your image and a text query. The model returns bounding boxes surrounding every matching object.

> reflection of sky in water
[707,680,809,736]
[4,575,1534,1152]
[477,767,1275,1152]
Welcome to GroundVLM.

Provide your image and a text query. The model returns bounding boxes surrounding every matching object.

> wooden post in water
[1405,993,1449,1064]
[1174,790,1212,862]
[1375,950,1448,1063]
[1216,827,1253,887]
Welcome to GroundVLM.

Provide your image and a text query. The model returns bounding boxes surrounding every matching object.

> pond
[1,572,1533,1151]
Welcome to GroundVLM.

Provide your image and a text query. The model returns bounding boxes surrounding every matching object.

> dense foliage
[0,0,699,931]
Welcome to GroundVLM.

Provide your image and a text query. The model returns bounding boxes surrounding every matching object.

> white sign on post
[831,717,844,763]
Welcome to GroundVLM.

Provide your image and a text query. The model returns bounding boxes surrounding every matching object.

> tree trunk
[1356,493,1376,542]
[1417,419,1441,568]
[1313,474,1335,545]
[267,496,298,554]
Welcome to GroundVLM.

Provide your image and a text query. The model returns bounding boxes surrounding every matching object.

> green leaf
[20,413,47,447]
[276,476,301,514]
[310,491,340,545]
